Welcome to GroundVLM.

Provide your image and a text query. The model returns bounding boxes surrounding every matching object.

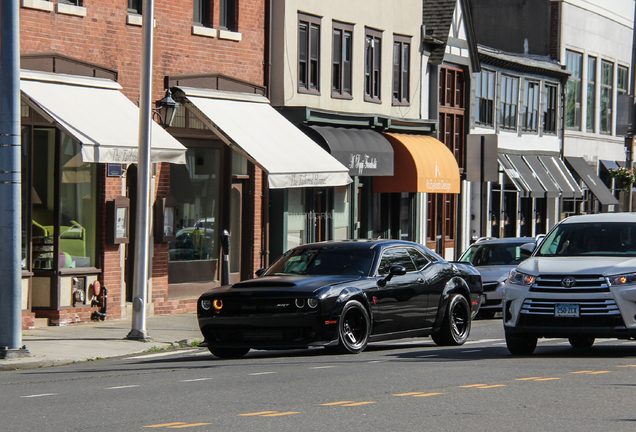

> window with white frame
[475,69,495,126]
[565,50,582,129]
[543,84,557,134]
[523,81,540,132]
[600,60,613,134]
[500,75,518,130]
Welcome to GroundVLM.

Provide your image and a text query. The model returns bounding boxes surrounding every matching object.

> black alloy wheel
[432,294,471,346]
[505,330,538,355]
[209,347,250,359]
[336,300,370,354]
[568,336,595,349]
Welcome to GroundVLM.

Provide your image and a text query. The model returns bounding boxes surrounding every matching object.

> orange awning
[373,133,460,194]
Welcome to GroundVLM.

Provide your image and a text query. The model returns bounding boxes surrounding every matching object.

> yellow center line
[261,412,301,417]
[413,392,443,397]
[144,423,187,428]
[459,384,487,388]
[571,371,593,374]
[618,365,636,367]
[516,377,542,381]
[534,378,560,381]
[342,402,376,406]
[238,411,278,416]
[479,385,506,389]
[168,424,212,429]
[321,401,354,406]
[587,371,611,374]
[393,392,424,396]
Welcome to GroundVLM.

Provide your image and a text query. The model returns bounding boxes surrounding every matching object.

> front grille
[518,298,625,328]
[209,327,311,343]
[215,298,307,315]
[483,282,499,293]
[530,274,609,293]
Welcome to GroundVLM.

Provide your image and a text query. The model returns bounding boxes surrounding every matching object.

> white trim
[21,0,54,12]
[20,69,122,90]
[192,25,217,38]
[179,87,269,103]
[218,30,242,41]
[56,3,86,17]
[127,13,142,26]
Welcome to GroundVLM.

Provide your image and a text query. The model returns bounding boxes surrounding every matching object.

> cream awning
[174,87,352,189]
[20,70,187,164]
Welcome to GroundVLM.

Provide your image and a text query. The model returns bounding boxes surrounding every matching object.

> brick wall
[20,1,266,324]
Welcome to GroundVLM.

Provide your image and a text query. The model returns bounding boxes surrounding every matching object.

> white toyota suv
[503,213,636,355]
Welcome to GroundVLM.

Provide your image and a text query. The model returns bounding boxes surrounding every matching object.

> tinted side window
[406,248,431,270]
[377,248,417,275]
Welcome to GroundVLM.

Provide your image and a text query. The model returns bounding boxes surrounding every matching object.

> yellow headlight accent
[213,299,224,310]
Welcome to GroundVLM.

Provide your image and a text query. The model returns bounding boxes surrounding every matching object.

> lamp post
[154,89,178,129]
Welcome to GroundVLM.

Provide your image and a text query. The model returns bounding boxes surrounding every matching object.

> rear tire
[336,300,370,354]
[432,294,471,346]
[568,336,595,349]
[505,331,537,355]
[209,347,250,359]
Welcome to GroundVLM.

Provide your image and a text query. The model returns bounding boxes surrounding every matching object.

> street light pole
[628,2,636,212]
[127,0,155,341]
[0,0,30,359]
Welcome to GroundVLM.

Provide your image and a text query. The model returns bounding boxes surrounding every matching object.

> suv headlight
[508,269,535,287]
[607,272,636,286]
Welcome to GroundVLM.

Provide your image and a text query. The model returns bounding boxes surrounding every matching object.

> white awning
[20,70,186,164]
[174,87,352,188]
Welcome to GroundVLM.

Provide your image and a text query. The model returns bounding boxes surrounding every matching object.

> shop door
[124,165,137,302]
[313,189,327,242]
[229,182,243,284]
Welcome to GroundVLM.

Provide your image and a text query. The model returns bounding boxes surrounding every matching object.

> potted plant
[608,166,636,190]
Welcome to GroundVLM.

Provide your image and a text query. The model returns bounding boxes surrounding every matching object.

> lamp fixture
[153,89,178,128]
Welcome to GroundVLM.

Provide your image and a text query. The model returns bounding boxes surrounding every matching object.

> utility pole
[0,0,30,359]
[127,0,155,341]
[627,2,636,212]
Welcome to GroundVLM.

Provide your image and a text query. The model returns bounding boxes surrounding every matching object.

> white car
[503,213,636,355]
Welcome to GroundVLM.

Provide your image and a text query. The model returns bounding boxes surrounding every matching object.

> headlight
[607,272,636,286]
[307,298,319,308]
[295,298,306,308]
[213,299,224,310]
[508,269,535,287]
[201,299,211,310]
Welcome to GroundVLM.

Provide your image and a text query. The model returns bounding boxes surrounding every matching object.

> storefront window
[31,129,97,270]
[169,148,220,262]
[287,188,306,249]
[333,185,350,240]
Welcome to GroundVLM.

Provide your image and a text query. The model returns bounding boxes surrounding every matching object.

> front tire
[336,300,370,354]
[568,336,595,349]
[209,347,250,359]
[432,294,471,346]
[505,330,537,355]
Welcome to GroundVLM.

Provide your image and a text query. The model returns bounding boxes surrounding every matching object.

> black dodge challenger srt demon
[198,239,483,358]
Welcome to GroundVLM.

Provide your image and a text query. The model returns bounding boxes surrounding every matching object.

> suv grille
[518,298,624,328]
[530,275,609,293]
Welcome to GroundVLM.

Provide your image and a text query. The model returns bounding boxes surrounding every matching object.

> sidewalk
[0,313,204,371]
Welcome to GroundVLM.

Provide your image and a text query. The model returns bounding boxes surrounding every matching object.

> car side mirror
[255,268,267,277]
[520,243,535,257]
[378,265,407,287]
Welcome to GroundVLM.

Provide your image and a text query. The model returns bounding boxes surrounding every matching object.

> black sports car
[197,239,483,358]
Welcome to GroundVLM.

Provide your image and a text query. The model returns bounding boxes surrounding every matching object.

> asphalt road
[2,319,636,432]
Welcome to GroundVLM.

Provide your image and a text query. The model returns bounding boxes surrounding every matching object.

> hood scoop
[232,280,297,288]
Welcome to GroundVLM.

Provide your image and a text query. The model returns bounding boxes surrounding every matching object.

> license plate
[555,303,579,317]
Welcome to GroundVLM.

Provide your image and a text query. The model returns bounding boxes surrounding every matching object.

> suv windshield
[265,247,375,276]
[538,222,636,257]
[460,242,530,266]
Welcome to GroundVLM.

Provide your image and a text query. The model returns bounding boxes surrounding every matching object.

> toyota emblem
[561,277,576,288]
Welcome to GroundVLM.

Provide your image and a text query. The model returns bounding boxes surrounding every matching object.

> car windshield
[459,242,530,266]
[265,247,375,276]
[537,222,636,257]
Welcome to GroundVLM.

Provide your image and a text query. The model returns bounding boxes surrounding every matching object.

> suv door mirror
[520,243,535,257]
